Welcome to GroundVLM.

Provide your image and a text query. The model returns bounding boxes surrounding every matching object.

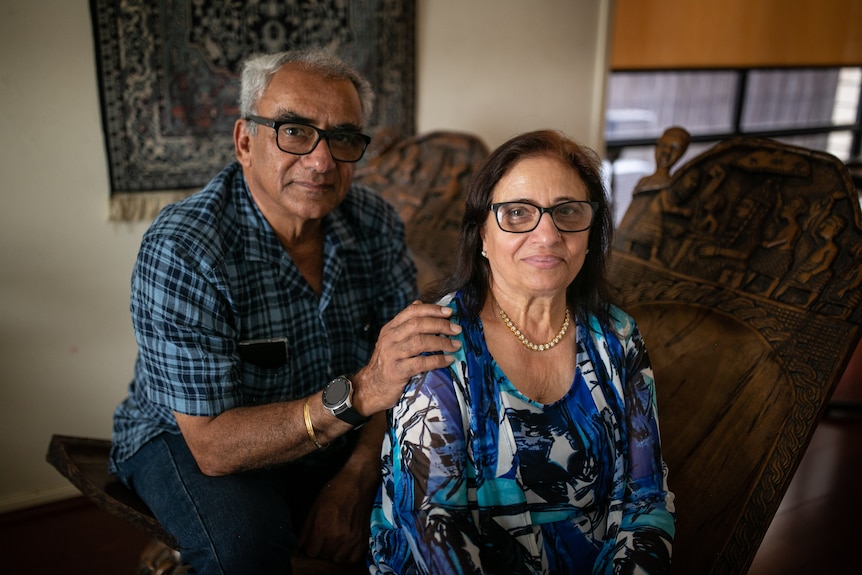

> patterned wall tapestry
[90,0,416,221]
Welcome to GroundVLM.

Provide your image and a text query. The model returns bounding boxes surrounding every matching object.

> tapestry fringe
[109,190,196,222]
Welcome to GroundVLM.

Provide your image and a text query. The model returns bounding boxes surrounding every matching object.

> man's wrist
[348,369,369,418]
[321,375,370,427]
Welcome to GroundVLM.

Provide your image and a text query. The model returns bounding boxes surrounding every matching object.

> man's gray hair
[239,49,375,132]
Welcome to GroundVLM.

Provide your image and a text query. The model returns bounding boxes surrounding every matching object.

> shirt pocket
[238,337,294,404]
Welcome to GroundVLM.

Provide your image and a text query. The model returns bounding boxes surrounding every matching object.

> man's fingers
[353,302,462,414]
[381,303,457,338]
[402,350,457,375]
[375,330,460,380]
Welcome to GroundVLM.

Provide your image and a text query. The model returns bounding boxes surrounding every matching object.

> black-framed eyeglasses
[490,200,598,233]
[245,115,371,163]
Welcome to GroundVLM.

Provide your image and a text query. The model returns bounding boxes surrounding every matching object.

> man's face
[236,63,364,232]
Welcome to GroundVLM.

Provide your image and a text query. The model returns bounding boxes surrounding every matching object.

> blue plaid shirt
[110,161,418,471]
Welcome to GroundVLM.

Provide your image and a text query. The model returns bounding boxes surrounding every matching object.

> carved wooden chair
[609,134,862,574]
[355,129,490,293]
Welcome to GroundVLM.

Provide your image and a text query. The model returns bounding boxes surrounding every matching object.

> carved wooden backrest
[355,131,489,291]
[609,136,862,574]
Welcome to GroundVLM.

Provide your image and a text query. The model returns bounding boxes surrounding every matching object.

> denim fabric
[116,432,348,574]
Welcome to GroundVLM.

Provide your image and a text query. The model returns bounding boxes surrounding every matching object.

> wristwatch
[321,375,370,427]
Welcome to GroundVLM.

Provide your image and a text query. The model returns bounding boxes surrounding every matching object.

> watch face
[323,376,351,408]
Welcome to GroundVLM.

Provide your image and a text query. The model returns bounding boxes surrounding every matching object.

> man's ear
[234,119,252,166]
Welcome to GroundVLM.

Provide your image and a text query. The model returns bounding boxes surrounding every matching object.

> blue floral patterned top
[369,291,675,574]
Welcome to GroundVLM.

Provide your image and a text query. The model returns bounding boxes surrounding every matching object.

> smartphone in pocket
[238,337,289,368]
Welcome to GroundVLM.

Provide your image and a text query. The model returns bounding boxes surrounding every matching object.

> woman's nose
[533,211,561,240]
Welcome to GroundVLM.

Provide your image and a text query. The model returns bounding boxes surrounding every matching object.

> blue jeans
[115,432,350,574]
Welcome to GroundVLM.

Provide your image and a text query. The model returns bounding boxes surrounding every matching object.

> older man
[110,49,460,574]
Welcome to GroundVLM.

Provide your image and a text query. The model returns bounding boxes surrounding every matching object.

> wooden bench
[47,435,176,547]
[46,435,184,573]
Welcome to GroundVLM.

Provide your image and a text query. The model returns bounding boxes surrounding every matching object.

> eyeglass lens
[276,123,367,162]
[494,201,594,233]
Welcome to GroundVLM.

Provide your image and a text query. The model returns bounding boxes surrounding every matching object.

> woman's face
[480,155,592,300]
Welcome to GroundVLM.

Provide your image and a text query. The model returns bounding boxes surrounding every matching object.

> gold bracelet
[303,397,323,449]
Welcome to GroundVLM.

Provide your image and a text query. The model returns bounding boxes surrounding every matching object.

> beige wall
[0,0,611,512]
[417,0,612,149]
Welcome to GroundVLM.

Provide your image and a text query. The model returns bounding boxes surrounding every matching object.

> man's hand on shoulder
[352,301,461,416]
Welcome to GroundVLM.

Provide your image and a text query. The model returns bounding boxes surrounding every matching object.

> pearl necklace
[494,300,570,352]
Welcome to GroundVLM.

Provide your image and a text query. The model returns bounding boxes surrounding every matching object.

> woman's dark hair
[425,130,615,324]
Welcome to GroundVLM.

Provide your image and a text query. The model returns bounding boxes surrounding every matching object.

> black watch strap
[335,406,370,427]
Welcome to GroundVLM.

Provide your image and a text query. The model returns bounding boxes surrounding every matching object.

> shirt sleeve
[370,367,486,574]
[131,232,239,416]
[605,313,676,573]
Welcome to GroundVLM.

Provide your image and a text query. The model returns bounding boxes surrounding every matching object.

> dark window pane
[772,132,855,160]
[606,71,737,140]
[742,69,842,130]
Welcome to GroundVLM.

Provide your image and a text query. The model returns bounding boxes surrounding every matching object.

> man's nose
[304,137,337,170]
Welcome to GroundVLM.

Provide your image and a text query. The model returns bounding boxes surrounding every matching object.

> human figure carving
[773,214,846,306]
[634,126,691,193]
[627,169,698,263]
[836,243,862,299]
[696,190,772,287]
[745,194,807,297]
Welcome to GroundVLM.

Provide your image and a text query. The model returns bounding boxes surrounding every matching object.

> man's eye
[282,125,309,138]
[330,131,359,145]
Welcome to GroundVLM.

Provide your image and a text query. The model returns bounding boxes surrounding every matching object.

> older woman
[369,130,675,574]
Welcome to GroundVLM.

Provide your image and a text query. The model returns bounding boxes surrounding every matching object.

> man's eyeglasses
[490,200,597,233]
[245,115,371,163]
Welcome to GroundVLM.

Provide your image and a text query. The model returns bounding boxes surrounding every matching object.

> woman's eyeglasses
[490,200,597,233]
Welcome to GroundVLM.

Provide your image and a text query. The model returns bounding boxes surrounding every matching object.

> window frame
[605,66,862,162]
